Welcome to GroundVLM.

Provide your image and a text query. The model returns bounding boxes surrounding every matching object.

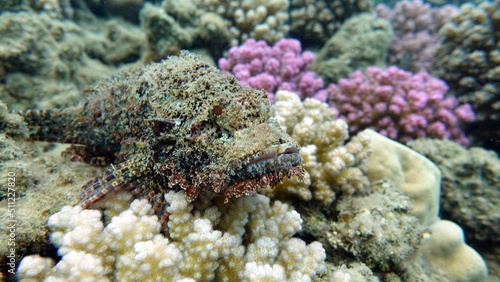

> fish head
[155,85,303,202]
[193,85,304,201]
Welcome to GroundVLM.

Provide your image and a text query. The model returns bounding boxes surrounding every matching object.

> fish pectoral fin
[80,161,140,208]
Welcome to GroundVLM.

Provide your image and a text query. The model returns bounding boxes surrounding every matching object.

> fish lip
[230,145,302,181]
[242,146,299,168]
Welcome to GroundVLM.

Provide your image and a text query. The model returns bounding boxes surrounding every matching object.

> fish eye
[213,105,223,116]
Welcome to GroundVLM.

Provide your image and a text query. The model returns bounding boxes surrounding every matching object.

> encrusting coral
[327,181,423,274]
[408,138,500,245]
[364,129,441,226]
[298,130,488,281]
[17,191,326,281]
[268,90,372,204]
[362,130,488,281]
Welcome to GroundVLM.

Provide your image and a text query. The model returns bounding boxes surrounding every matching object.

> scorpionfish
[14,51,304,213]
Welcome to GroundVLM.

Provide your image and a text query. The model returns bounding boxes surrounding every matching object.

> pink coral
[218,38,327,102]
[327,66,475,145]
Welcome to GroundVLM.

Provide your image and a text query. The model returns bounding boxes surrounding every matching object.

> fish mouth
[231,146,302,181]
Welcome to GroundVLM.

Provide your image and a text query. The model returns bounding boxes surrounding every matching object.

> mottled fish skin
[13,51,304,211]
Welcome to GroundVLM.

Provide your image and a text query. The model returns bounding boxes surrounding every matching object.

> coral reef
[364,129,441,226]
[84,0,145,22]
[0,10,144,110]
[140,0,291,60]
[80,19,145,66]
[327,181,423,275]
[311,13,393,83]
[375,0,457,72]
[192,0,290,45]
[1,0,75,19]
[139,1,232,61]
[17,191,326,281]
[431,0,500,152]
[5,94,492,281]
[294,130,490,281]
[408,138,500,245]
[288,0,372,47]
[327,66,476,145]
[363,131,488,281]
[2,2,497,281]
[0,11,92,109]
[268,90,371,204]
[218,39,327,102]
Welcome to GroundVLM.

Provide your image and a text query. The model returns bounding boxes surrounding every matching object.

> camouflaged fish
[13,51,304,212]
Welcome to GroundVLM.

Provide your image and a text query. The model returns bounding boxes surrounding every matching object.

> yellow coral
[364,129,441,225]
[422,220,488,282]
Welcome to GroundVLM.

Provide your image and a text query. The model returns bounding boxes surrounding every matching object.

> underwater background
[0,0,499,281]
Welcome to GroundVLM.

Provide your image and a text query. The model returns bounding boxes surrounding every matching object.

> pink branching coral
[327,66,476,145]
[218,38,327,102]
[375,0,457,72]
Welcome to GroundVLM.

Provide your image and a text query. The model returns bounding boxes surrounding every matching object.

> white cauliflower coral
[18,190,326,281]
